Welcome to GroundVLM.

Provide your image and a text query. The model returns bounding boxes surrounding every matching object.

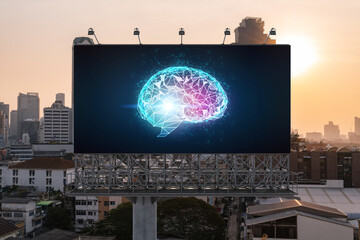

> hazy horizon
[1,0,359,136]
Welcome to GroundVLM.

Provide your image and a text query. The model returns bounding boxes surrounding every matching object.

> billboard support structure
[67,153,297,197]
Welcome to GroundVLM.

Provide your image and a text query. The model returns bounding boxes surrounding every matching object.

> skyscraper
[41,94,72,143]
[0,102,10,146]
[10,110,18,137]
[234,17,276,45]
[355,117,360,136]
[17,92,40,138]
[324,121,340,141]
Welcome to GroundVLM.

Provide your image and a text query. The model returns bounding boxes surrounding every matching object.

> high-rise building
[10,110,18,137]
[355,117,360,136]
[42,95,72,143]
[0,111,5,148]
[17,92,40,138]
[56,93,65,106]
[324,121,340,141]
[0,102,10,146]
[234,17,276,45]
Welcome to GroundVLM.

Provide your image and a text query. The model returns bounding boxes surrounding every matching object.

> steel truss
[67,154,297,197]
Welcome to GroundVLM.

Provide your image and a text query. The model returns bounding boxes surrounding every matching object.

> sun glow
[279,35,318,78]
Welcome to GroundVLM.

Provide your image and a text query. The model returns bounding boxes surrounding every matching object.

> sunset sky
[0,0,359,136]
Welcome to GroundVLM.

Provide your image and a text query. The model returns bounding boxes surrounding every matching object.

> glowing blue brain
[138,66,228,137]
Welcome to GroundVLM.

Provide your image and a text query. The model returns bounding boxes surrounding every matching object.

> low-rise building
[74,196,129,232]
[0,157,75,192]
[247,200,354,240]
[0,198,44,235]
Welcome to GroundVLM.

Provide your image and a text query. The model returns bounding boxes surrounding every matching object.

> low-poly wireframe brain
[138,66,228,137]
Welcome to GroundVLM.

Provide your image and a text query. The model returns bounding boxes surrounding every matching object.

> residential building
[355,117,360,136]
[305,132,322,143]
[17,92,39,139]
[234,17,276,44]
[74,196,128,232]
[42,95,72,144]
[246,200,354,240]
[324,121,340,141]
[0,157,75,192]
[0,198,44,235]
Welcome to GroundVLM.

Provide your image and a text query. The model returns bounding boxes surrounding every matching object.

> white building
[0,157,75,192]
[0,198,43,234]
[42,95,72,144]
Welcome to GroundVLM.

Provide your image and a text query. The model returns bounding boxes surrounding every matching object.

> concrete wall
[297,215,353,240]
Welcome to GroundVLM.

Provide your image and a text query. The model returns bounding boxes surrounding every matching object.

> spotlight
[223,28,231,44]
[179,28,185,44]
[133,28,142,45]
[88,27,100,44]
[264,28,276,44]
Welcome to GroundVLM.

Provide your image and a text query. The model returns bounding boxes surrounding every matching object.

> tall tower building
[10,110,18,137]
[0,102,10,146]
[355,117,360,136]
[42,94,72,143]
[324,121,340,141]
[234,17,276,45]
[17,92,40,138]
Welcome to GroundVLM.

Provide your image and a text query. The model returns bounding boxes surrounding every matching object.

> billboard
[73,45,290,153]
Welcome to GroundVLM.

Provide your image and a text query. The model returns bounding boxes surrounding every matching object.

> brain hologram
[138,67,228,137]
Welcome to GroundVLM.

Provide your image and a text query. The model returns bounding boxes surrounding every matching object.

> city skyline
[0,0,359,135]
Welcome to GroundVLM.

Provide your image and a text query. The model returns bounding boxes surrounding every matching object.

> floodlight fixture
[264,28,276,44]
[88,27,100,44]
[179,28,185,44]
[223,28,231,44]
[133,28,142,45]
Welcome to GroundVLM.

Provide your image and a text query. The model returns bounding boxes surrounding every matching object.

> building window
[0,177,2,184]
[88,201,92,205]
[46,178,52,185]
[78,219,84,224]
[110,201,115,206]
[13,177,18,185]
[46,170,52,177]
[46,186,52,192]
[29,178,35,184]
[88,211,93,216]
[29,211,34,216]
[29,170,35,176]
[3,212,12,217]
[64,171,67,177]
[88,219,93,224]
[104,201,109,206]
[0,169,2,175]
[14,212,23,218]
[13,169,18,176]
[76,211,86,215]
[104,211,109,217]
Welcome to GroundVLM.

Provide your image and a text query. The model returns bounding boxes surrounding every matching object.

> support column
[132,197,157,240]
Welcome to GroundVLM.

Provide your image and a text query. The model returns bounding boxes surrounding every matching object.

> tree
[82,202,133,240]
[45,207,72,230]
[158,197,226,240]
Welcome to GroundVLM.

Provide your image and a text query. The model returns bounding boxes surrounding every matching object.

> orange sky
[0,0,359,136]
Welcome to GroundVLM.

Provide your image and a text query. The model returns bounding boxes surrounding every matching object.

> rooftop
[0,198,32,204]
[9,157,74,170]
[248,199,346,219]
[0,218,19,237]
